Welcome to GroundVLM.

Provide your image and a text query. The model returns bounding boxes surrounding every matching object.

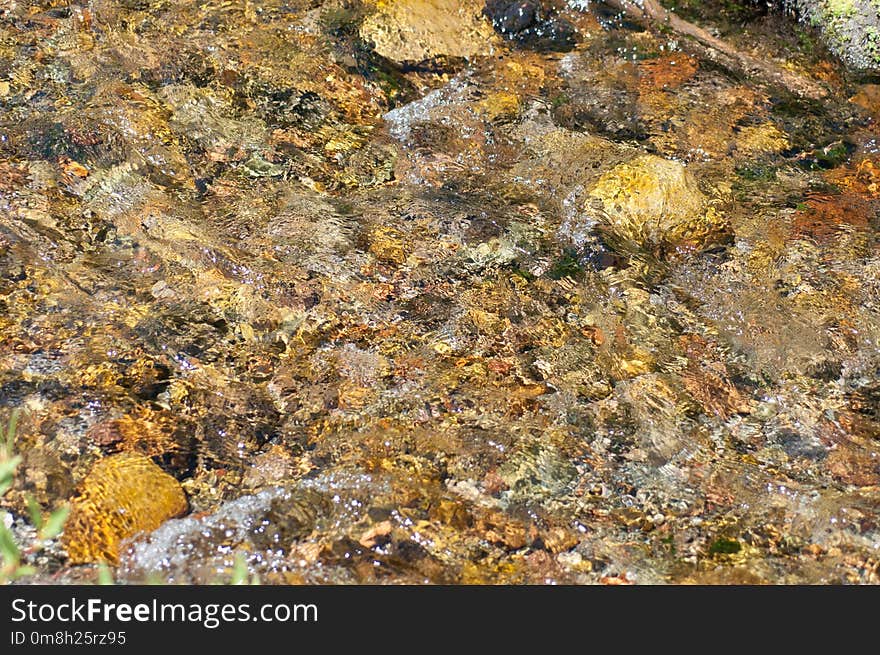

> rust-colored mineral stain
[61,453,188,564]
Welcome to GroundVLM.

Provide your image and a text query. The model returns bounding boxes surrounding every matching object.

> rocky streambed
[1,0,879,584]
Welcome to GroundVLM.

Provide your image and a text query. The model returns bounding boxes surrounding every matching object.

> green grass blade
[230,552,249,585]
[26,494,43,531]
[11,565,36,579]
[0,455,22,498]
[40,505,69,541]
[97,562,115,585]
[4,408,20,457]
[0,522,21,568]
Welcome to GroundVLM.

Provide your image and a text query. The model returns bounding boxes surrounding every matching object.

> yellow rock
[587,155,728,256]
[467,308,509,336]
[62,453,188,564]
[478,91,521,122]
[360,0,499,64]
[368,225,408,265]
[88,407,181,458]
[735,122,790,156]
[615,355,653,378]
[75,362,123,392]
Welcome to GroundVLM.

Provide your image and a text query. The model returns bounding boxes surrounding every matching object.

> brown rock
[826,447,880,487]
[367,226,408,265]
[850,84,880,120]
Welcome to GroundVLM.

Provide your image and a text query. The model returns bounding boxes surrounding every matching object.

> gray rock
[787,0,880,72]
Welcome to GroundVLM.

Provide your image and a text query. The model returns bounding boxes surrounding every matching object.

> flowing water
[1,0,879,584]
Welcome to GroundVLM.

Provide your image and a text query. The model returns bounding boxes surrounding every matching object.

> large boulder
[787,0,880,72]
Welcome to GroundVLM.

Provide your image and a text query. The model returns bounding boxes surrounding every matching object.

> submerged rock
[61,453,188,564]
[360,0,500,64]
[3,0,880,586]
[484,0,578,51]
[583,155,729,257]
[499,441,578,499]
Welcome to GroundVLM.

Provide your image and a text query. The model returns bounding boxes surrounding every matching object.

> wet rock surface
[787,0,880,72]
[484,0,579,51]
[62,453,188,564]
[118,485,331,584]
[0,0,879,585]
[361,0,500,63]
[584,154,730,258]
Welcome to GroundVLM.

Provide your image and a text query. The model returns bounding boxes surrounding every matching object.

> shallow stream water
[1,0,879,584]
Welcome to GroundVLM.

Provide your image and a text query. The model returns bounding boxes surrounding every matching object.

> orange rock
[476,511,529,549]
[819,417,880,487]
[850,84,880,120]
[359,521,393,548]
[679,334,751,420]
[0,160,29,192]
[540,526,580,554]
[639,54,699,94]
[791,192,873,243]
[826,158,880,199]
[62,453,188,564]
[59,156,89,178]
[599,573,634,585]
[826,447,880,487]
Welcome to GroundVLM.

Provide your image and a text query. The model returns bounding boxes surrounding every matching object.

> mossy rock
[787,0,880,72]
